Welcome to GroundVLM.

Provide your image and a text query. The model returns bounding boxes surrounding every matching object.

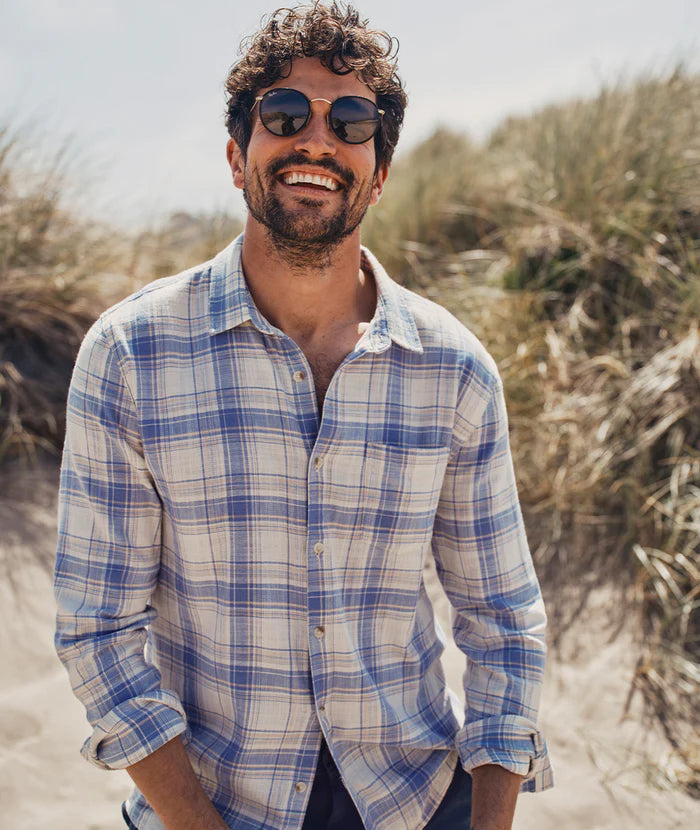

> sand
[1,459,697,829]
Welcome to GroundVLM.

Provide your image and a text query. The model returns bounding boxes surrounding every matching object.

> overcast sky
[3,0,698,228]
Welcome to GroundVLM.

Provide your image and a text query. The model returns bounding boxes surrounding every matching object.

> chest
[303,348,346,409]
[136,329,460,461]
[301,331,365,410]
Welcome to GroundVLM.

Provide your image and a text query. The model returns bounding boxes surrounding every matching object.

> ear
[369,162,389,205]
[226,138,245,190]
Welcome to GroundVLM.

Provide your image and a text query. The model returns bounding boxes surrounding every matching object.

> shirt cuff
[80,690,188,770]
[456,714,554,792]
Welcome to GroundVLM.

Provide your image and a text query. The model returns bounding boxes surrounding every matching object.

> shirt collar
[359,246,423,354]
[208,233,423,354]
[207,235,258,335]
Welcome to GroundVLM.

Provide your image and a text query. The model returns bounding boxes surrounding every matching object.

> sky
[2,0,698,228]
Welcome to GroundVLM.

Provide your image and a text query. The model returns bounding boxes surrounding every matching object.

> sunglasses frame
[250,88,385,145]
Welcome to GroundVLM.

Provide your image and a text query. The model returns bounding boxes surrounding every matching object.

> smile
[281,170,340,191]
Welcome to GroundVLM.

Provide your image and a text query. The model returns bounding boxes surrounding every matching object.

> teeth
[283,171,338,190]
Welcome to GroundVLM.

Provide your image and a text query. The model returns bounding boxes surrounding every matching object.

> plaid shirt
[55,235,552,830]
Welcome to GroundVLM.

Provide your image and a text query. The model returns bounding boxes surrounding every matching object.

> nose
[293,99,337,157]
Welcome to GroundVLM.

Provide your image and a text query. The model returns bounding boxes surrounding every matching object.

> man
[54,4,552,829]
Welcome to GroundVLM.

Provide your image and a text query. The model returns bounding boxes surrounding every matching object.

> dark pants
[301,739,472,829]
[122,740,472,829]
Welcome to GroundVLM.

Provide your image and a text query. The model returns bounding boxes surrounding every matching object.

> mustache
[267,153,354,187]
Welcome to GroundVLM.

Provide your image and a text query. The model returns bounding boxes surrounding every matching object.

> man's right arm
[54,316,225,828]
[126,737,228,830]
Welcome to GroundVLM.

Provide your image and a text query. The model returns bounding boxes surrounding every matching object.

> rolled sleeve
[81,690,187,769]
[457,714,553,791]
[432,360,553,791]
[54,315,185,769]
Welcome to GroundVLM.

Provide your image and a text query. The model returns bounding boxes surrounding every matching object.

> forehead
[262,56,375,102]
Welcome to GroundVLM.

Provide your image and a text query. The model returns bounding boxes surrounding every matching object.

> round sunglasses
[251,88,384,145]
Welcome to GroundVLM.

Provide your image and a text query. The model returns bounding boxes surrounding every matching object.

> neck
[239,216,376,342]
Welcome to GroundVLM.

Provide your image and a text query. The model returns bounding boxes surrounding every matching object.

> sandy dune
[1,460,696,829]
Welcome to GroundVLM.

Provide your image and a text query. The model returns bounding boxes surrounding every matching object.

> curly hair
[224,3,407,169]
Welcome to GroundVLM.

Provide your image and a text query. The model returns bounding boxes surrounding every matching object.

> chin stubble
[242,158,372,270]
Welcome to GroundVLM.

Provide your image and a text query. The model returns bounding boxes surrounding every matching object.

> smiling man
[54,4,552,830]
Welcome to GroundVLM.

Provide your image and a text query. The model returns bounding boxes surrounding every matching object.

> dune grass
[0,125,241,460]
[0,126,119,457]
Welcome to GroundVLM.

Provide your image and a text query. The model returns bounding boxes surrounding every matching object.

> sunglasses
[251,88,384,145]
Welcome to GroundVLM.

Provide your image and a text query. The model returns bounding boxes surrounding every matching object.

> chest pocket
[336,441,452,648]
[359,442,451,539]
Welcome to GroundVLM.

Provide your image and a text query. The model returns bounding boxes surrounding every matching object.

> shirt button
[313,542,324,555]
[313,455,324,470]
[319,703,326,712]
[293,370,306,382]
[313,626,325,639]
[295,782,307,793]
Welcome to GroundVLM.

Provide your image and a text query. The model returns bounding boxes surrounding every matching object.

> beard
[242,153,374,269]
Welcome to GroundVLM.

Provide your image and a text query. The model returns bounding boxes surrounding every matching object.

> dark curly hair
[224,2,407,169]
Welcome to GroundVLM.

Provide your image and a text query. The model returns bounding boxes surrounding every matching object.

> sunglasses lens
[330,97,381,143]
[259,89,309,136]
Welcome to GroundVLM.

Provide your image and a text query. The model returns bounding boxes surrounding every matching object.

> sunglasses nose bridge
[294,97,338,151]
[307,97,335,134]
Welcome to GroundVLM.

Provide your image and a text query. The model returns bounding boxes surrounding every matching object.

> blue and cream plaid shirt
[55,235,552,830]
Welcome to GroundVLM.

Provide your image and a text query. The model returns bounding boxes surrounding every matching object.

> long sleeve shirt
[54,234,553,830]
